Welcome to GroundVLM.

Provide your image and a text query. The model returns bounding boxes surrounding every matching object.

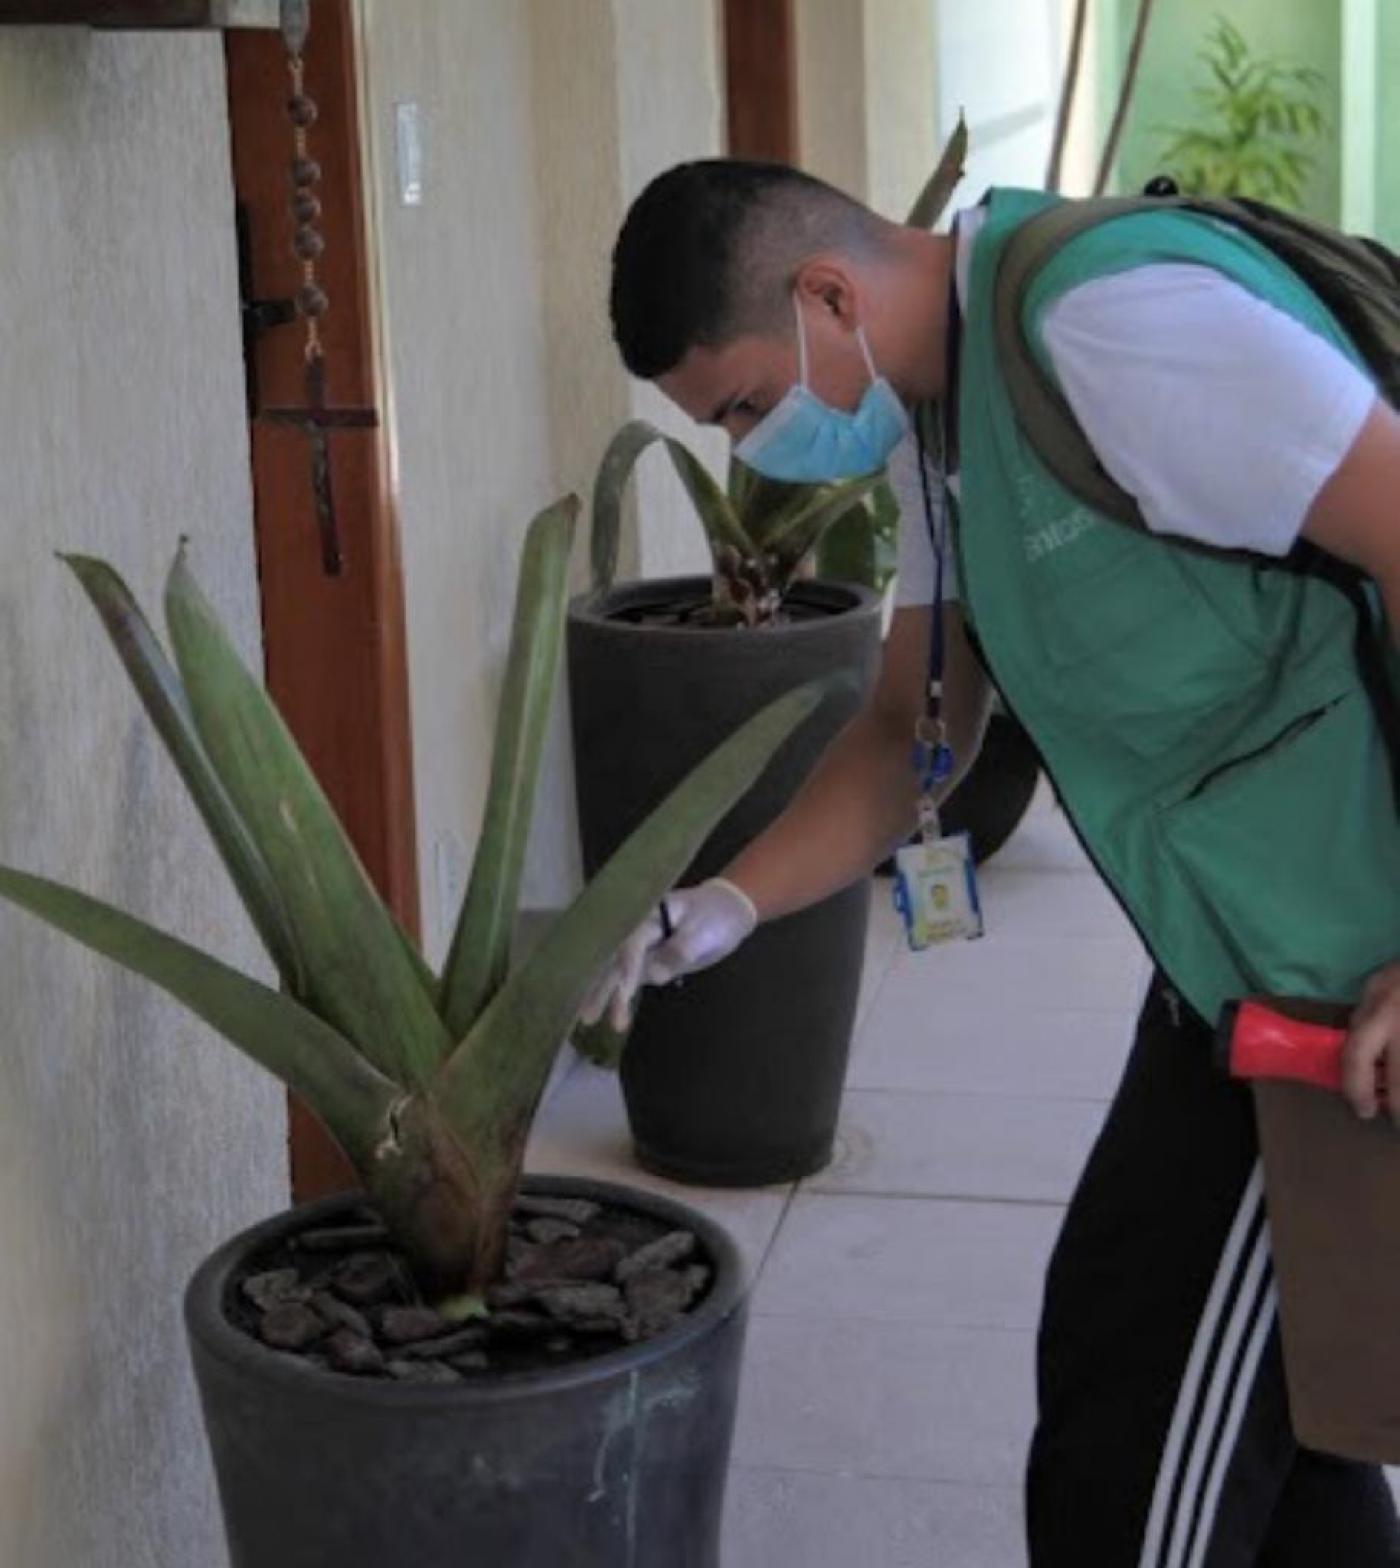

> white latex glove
[578,877,759,1032]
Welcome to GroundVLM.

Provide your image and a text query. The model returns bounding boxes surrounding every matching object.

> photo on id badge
[893,832,984,951]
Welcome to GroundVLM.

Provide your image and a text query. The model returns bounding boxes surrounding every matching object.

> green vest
[955,188,1400,1023]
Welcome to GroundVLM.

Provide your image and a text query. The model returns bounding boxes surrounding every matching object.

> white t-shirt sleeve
[891,430,959,607]
[1039,264,1377,556]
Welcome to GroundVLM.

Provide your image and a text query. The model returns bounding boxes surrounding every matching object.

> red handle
[1225,1000,1348,1092]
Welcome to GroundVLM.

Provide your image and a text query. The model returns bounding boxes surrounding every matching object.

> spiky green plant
[591,432,880,626]
[1155,16,1327,210]
[0,499,834,1297]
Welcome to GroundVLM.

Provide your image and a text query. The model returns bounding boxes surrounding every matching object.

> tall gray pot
[568,577,882,1186]
[186,1178,748,1568]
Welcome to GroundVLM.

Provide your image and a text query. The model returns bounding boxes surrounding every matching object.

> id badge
[892,832,984,951]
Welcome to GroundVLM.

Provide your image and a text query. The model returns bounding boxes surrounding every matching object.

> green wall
[1106,0,1343,222]
[1379,0,1400,246]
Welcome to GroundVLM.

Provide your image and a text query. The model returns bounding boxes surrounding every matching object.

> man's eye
[734,398,761,417]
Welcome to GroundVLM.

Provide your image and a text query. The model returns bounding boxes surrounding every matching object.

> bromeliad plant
[591,431,879,627]
[0,499,829,1298]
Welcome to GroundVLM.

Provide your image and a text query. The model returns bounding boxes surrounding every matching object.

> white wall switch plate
[395,102,424,208]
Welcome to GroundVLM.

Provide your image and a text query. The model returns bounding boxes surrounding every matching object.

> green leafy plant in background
[1155,15,1327,209]
[0,504,832,1298]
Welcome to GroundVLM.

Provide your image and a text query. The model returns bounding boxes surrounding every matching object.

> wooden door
[225,1,420,1201]
[724,0,799,162]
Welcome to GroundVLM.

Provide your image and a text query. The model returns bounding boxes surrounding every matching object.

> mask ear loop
[791,292,811,388]
[854,323,879,385]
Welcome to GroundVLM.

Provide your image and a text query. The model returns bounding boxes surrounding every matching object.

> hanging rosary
[263,0,378,576]
[284,2,328,344]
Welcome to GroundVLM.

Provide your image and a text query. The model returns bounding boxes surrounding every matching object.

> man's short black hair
[609,159,883,380]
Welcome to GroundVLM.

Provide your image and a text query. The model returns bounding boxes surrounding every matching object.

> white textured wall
[798,0,942,218]
[798,0,871,199]
[359,0,571,946]
[361,0,722,931]
[611,0,727,585]
[0,27,287,1568]
[863,0,939,218]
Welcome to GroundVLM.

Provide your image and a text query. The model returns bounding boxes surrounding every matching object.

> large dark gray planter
[568,577,883,1186]
[186,1177,748,1568]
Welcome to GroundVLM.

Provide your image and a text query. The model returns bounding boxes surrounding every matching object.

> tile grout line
[800,1187,1072,1209]
[727,1460,1024,1494]
[749,1176,804,1288]
[839,1083,1115,1105]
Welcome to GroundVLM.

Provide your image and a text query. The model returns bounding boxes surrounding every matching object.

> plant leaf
[60,553,307,997]
[436,676,849,1150]
[762,472,884,570]
[591,421,754,592]
[660,437,758,561]
[734,469,826,550]
[590,420,657,593]
[813,504,878,591]
[813,483,898,592]
[164,546,453,1089]
[438,497,577,1038]
[726,454,763,516]
[0,866,398,1167]
[906,113,969,229]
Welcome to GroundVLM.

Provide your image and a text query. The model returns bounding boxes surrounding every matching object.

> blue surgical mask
[735,298,910,483]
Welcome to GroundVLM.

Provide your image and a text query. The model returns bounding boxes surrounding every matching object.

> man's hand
[1342,962,1400,1121]
[577,878,759,1032]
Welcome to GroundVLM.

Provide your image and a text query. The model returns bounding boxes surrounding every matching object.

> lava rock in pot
[325,1328,385,1376]
[378,1306,448,1346]
[330,1252,401,1306]
[512,1195,600,1227]
[534,1282,627,1332]
[242,1268,310,1312]
[259,1302,326,1351]
[311,1290,372,1340]
[615,1230,696,1283]
[523,1217,581,1246]
[510,1234,629,1285]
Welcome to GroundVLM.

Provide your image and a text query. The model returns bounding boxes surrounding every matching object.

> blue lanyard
[911,247,963,797]
[915,409,949,701]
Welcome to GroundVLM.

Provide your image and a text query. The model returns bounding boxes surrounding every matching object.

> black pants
[1026,975,1400,1566]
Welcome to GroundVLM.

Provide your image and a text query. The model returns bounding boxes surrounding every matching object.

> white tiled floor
[523,787,1156,1564]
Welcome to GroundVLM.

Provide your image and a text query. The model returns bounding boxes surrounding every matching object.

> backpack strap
[992,196,1159,529]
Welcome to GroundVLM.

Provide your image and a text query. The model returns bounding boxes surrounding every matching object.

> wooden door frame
[225,0,419,1202]
[723,0,800,163]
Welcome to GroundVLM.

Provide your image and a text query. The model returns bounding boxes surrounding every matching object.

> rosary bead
[292,192,321,224]
[293,225,325,260]
[287,93,319,128]
[296,283,330,318]
[291,157,322,188]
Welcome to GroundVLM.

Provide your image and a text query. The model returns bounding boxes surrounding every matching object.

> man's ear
[793,257,860,326]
